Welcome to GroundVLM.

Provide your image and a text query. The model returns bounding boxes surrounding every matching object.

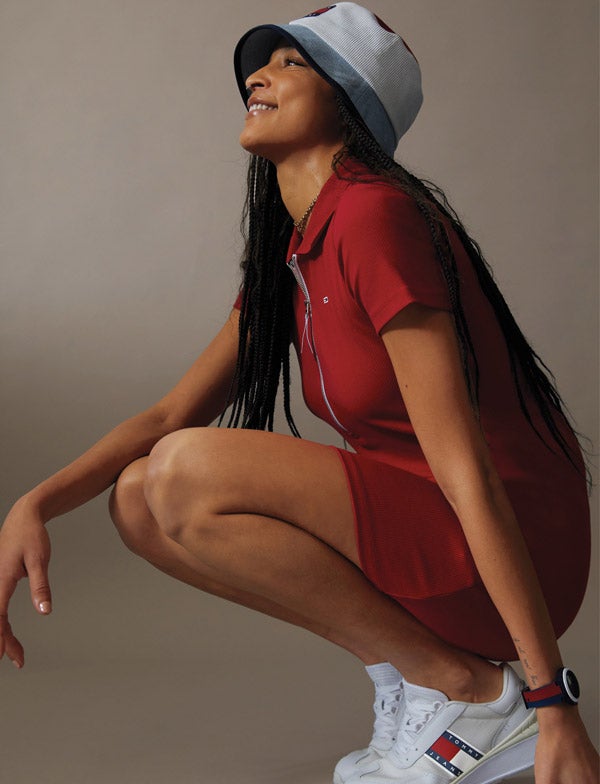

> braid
[220,155,298,434]
[334,93,587,480]
[334,99,481,406]
[221,90,588,485]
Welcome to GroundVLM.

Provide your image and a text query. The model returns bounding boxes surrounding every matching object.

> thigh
[148,428,360,565]
[336,449,480,599]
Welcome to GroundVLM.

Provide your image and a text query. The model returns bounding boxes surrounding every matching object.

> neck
[275,146,343,226]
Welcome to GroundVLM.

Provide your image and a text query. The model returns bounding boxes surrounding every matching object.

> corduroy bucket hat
[234,2,423,156]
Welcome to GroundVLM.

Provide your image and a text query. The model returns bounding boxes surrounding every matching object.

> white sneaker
[333,663,404,784]
[344,663,538,784]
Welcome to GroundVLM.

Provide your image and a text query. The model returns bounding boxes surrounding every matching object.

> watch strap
[522,681,563,708]
[521,667,579,708]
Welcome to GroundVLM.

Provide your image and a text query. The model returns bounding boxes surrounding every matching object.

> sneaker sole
[332,734,537,784]
[454,712,538,784]
[333,710,537,784]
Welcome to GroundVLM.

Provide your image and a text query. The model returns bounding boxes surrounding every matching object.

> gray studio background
[1,1,598,783]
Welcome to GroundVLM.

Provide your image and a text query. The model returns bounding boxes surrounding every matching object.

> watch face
[563,669,580,702]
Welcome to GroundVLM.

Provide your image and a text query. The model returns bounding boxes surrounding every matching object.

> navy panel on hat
[233,2,423,156]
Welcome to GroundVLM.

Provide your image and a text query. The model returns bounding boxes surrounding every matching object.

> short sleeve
[232,289,243,310]
[334,184,452,333]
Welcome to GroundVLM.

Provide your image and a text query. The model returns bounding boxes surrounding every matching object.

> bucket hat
[234,2,423,156]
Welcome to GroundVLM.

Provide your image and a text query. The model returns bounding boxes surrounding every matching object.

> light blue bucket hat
[234,2,423,156]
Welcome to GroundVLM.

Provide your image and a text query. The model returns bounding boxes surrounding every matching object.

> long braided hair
[223,90,588,481]
[223,153,298,435]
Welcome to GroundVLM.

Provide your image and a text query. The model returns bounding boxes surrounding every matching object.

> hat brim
[234,25,340,100]
[234,23,397,155]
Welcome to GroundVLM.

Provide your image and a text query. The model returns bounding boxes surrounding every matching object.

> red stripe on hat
[305,5,336,17]
[374,14,395,33]
[373,14,419,64]
[431,735,459,761]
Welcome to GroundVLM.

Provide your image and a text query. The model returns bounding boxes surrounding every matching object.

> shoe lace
[371,684,403,746]
[395,695,444,753]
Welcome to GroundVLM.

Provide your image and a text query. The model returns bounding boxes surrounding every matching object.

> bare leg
[115,426,503,703]
[110,456,335,638]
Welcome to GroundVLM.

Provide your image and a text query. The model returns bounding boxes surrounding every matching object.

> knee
[144,429,215,543]
[109,457,153,555]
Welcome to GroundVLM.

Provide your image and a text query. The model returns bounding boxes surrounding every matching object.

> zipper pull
[301,303,311,354]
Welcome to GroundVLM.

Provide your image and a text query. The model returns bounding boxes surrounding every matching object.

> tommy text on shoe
[344,663,538,784]
[333,663,404,784]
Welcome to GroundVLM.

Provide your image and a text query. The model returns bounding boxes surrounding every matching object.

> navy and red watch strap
[521,667,579,708]
[522,681,563,708]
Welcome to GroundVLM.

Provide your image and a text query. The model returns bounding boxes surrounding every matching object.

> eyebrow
[269,44,303,60]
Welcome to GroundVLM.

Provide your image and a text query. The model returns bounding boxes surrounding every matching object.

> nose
[245,62,272,93]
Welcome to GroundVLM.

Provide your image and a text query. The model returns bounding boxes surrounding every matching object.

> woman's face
[239,44,344,163]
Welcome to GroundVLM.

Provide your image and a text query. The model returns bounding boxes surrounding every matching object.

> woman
[0,3,596,783]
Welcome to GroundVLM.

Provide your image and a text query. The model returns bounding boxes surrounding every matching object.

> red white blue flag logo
[426,731,483,777]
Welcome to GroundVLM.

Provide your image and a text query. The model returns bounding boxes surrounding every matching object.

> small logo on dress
[323,296,329,304]
[304,6,336,18]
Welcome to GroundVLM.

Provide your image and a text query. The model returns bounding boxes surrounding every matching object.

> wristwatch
[522,667,580,708]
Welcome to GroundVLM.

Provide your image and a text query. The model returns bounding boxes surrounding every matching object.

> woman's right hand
[0,312,240,669]
[0,499,52,668]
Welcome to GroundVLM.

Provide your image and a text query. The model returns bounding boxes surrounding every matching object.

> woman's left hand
[534,707,599,783]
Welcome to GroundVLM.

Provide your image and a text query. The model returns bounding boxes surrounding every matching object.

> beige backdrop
[1,1,598,783]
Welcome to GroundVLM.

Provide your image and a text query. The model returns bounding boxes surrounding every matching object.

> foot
[333,663,404,784]
[344,663,538,783]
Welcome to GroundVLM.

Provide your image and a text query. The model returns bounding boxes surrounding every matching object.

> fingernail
[39,601,51,614]
[12,659,22,669]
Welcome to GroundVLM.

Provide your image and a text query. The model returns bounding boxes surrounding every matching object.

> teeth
[250,103,276,111]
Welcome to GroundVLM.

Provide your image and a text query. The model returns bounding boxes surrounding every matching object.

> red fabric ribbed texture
[234,163,590,659]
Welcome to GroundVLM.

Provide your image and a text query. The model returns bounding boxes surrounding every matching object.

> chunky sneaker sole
[454,712,538,783]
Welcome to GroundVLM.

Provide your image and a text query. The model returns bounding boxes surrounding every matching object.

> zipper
[287,254,348,433]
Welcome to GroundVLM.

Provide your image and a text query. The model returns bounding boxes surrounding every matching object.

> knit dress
[234,162,590,660]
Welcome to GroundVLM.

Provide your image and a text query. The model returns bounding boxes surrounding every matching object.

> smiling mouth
[248,103,277,113]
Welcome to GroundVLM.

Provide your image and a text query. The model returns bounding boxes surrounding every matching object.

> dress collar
[288,158,372,257]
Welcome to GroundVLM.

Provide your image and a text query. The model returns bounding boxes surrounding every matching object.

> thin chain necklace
[293,195,319,235]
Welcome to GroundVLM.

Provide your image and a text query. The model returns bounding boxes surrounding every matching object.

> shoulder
[337,177,414,216]
[329,176,436,263]
[332,177,426,243]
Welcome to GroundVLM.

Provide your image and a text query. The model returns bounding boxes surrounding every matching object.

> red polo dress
[234,164,590,660]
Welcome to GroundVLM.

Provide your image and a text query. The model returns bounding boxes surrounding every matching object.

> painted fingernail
[39,601,51,614]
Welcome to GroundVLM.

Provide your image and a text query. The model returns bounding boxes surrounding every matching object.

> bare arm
[380,303,597,783]
[0,308,240,666]
[19,308,240,521]
[382,305,560,685]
